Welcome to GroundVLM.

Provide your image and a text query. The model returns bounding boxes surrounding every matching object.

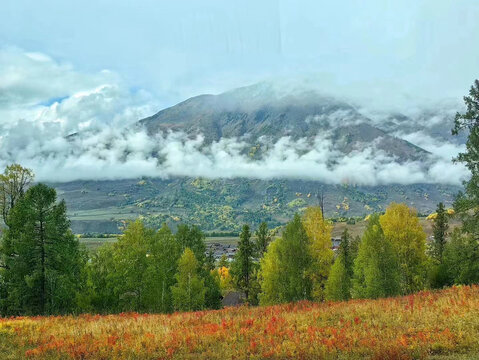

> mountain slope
[47,82,464,234]
[139,83,428,162]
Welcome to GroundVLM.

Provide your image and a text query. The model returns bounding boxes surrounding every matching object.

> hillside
[1,285,477,359]
[53,178,460,234]
[43,82,463,234]
[139,82,429,162]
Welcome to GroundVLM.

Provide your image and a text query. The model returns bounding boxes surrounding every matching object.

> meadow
[0,285,477,360]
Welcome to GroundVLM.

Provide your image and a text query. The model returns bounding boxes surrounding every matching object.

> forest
[0,165,477,316]
[1,80,479,316]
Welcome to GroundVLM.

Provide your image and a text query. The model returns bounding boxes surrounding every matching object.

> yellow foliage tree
[379,203,428,294]
[216,266,234,293]
[302,207,334,301]
[258,239,282,305]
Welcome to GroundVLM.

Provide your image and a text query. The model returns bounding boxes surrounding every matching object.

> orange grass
[1,285,478,359]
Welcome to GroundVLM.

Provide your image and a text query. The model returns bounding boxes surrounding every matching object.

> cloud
[0,47,158,133]
[0,126,469,186]
[0,47,469,186]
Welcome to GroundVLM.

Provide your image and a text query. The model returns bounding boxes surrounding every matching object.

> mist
[0,47,470,185]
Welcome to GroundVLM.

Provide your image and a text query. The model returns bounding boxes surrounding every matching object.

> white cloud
[0,47,469,186]
[0,127,469,185]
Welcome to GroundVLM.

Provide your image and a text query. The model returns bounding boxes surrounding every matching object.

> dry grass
[0,285,478,359]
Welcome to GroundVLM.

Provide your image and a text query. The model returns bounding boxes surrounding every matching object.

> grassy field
[78,238,118,251]
[0,285,477,359]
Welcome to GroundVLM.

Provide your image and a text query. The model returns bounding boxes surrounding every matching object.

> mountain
[139,83,428,162]
[47,82,463,234]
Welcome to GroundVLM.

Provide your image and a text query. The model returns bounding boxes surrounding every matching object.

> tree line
[0,163,476,315]
[1,79,479,316]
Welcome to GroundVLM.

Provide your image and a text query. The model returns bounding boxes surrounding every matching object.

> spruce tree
[255,222,271,258]
[452,80,479,236]
[230,224,256,301]
[1,184,84,315]
[432,202,449,262]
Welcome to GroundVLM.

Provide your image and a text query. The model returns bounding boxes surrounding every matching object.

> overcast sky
[0,1,477,183]
[1,0,478,107]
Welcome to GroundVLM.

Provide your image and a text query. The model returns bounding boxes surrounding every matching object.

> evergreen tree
[352,214,401,299]
[247,268,262,306]
[1,184,85,315]
[443,228,479,285]
[230,224,256,300]
[432,202,449,263]
[380,203,428,294]
[325,229,354,301]
[203,270,222,309]
[205,248,216,271]
[255,222,271,258]
[171,248,206,312]
[452,80,479,236]
[447,79,479,287]
[259,214,312,305]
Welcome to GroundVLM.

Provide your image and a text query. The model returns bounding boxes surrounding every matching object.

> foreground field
[0,286,477,359]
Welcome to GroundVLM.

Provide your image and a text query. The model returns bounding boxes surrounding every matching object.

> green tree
[205,248,216,271]
[0,164,34,227]
[88,221,182,313]
[230,224,256,300]
[255,222,271,258]
[203,270,222,309]
[380,203,428,294]
[302,207,334,301]
[218,254,229,268]
[259,214,312,305]
[452,80,479,236]
[325,229,354,301]
[431,202,449,263]
[443,228,479,285]
[111,220,154,312]
[176,224,221,310]
[258,239,282,305]
[176,224,207,265]
[143,224,181,313]
[171,248,206,311]
[87,243,119,313]
[352,214,401,299]
[1,184,85,315]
